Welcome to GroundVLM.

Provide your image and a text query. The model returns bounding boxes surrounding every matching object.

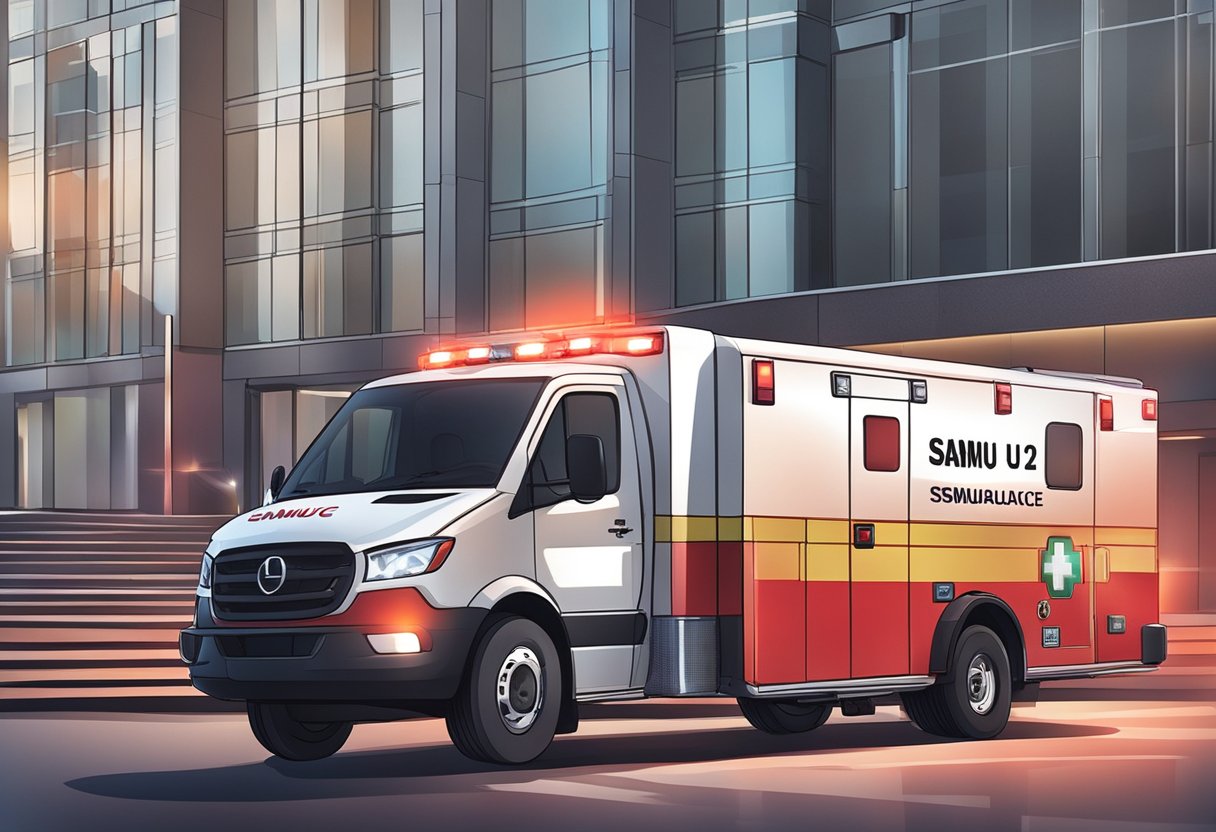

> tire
[446,614,563,764]
[247,702,352,761]
[902,624,1012,740]
[737,697,832,735]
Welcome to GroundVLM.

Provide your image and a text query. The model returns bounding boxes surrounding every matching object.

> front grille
[215,633,323,658]
[211,543,355,621]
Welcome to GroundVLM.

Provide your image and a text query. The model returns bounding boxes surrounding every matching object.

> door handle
[608,521,633,539]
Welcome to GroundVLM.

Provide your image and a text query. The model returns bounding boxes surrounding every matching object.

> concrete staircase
[0,512,228,710]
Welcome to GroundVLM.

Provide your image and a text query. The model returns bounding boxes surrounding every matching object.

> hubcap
[966,652,996,715]
[496,646,544,734]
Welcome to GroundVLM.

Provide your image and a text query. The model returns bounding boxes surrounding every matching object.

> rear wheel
[737,698,832,734]
[247,702,352,761]
[446,615,562,764]
[902,624,1012,739]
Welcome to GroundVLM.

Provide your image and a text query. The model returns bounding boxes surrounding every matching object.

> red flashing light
[514,341,548,360]
[418,331,665,370]
[1142,398,1157,421]
[464,346,491,364]
[753,359,775,405]
[1099,397,1114,431]
[994,383,1013,415]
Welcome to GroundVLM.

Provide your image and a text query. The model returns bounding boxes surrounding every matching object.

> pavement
[1,651,1213,832]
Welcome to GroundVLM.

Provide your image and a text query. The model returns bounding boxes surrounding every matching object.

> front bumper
[181,588,486,703]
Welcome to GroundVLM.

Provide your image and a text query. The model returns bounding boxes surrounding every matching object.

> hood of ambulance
[207,489,497,554]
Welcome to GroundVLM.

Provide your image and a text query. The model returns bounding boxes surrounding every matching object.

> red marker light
[753,359,775,405]
[1100,397,1114,431]
[994,383,1013,415]
[625,336,659,355]
[1142,399,1157,421]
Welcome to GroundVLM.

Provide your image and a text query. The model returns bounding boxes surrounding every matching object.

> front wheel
[737,697,832,734]
[247,702,352,761]
[902,624,1012,739]
[446,615,563,764]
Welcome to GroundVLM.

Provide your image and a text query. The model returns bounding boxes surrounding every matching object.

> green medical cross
[1041,536,1083,600]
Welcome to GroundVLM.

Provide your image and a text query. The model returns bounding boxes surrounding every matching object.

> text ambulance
[181,326,1167,763]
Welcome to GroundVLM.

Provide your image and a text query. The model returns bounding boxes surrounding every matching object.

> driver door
[523,383,644,694]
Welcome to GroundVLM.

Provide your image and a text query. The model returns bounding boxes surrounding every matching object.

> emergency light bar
[419,331,665,370]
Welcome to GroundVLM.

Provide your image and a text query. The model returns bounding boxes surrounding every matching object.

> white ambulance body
[182,326,1166,763]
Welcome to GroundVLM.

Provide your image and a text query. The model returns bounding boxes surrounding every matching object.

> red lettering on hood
[246,506,339,522]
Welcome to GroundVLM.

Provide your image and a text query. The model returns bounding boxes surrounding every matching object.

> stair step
[0,563,201,576]
[0,649,180,662]
[0,666,189,685]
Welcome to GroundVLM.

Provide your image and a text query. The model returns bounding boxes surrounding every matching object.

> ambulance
[180,326,1167,763]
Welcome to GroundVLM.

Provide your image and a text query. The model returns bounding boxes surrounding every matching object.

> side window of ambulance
[528,393,621,511]
[1045,422,1083,490]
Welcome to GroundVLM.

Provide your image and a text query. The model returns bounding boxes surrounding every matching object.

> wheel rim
[496,645,544,734]
[966,652,997,715]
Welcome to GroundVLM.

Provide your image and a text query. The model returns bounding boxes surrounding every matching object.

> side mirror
[268,465,286,500]
[566,435,607,503]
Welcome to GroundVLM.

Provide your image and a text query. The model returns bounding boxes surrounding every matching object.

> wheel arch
[483,590,579,735]
[929,593,1026,686]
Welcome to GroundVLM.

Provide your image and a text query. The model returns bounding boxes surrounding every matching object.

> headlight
[365,538,455,582]
[199,554,214,589]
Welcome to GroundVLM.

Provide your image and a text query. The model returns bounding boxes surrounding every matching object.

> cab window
[523,392,621,512]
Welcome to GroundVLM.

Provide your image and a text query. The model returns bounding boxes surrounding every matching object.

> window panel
[225,260,271,345]
[489,237,525,331]
[1099,21,1175,259]
[154,144,177,234]
[266,255,298,341]
[748,201,794,296]
[306,0,374,82]
[525,0,589,64]
[524,226,599,328]
[276,124,300,222]
[10,0,35,38]
[677,74,715,177]
[718,205,748,300]
[676,212,715,307]
[9,59,35,138]
[307,111,372,216]
[910,56,1009,278]
[911,0,1008,71]
[834,43,893,286]
[1011,0,1080,51]
[491,78,524,202]
[1098,0,1176,28]
[10,279,47,365]
[492,0,524,70]
[381,234,424,333]
[47,0,88,29]
[50,271,86,361]
[675,0,718,34]
[526,64,592,198]
[383,0,424,73]
[155,17,177,105]
[748,59,796,168]
[381,105,423,208]
[9,168,38,252]
[86,268,110,357]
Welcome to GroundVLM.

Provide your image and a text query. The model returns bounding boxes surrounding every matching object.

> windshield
[279,378,545,498]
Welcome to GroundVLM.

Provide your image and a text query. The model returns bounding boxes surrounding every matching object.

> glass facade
[672,0,832,306]
[2,0,1215,518]
[7,2,177,365]
[832,0,1216,288]
[223,0,424,346]
[488,0,612,331]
